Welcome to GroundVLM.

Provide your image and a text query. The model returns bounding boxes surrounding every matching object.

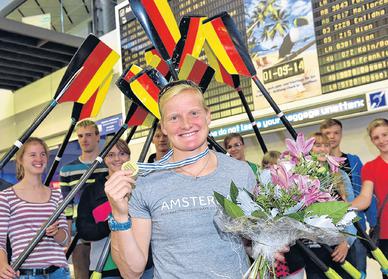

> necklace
[177,153,211,179]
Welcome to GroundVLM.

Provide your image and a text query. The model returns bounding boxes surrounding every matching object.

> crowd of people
[0,80,386,279]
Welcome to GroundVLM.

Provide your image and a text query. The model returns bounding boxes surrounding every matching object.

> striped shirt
[60,158,107,219]
[0,188,68,268]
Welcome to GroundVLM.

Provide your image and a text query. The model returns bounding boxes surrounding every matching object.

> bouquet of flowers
[213,134,357,278]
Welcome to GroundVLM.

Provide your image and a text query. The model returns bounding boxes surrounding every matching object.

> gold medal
[121,161,139,177]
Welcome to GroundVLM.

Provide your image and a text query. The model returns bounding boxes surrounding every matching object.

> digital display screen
[312,0,388,93]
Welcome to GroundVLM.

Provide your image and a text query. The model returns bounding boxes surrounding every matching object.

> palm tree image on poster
[245,0,323,109]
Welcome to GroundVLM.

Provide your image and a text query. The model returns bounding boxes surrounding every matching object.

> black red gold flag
[128,67,168,119]
[117,66,167,120]
[57,34,119,104]
[178,54,214,93]
[130,0,180,60]
[173,16,206,69]
[203,12,297,139]
[202,12,255,78]
[121,64,154,127]
[144,46,171,80]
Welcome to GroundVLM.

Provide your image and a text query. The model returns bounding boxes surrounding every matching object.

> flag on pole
[57,34,120,104]
[78,72,114,120]
[144,46,171,80]
[178,54,214,92]
[130,0,180,59]
[202,12,256,77]
[122,65,154,127]
[129,68,168,119]
[173,16,206,69]
[203,41,238,89]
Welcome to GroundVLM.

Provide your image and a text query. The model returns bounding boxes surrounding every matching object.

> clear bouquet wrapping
[213,133,358,278]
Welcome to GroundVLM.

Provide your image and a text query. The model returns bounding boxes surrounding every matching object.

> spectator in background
[60,119,108,279]
[320,118,377,274]
[0,137,69,279]
[147,124,170,163]
[351,118,388,279]
[223,133,260,179]
[259,150,281,186]
[76,139,154,278]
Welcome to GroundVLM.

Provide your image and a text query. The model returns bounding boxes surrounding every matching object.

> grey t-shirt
[129,152,257,279]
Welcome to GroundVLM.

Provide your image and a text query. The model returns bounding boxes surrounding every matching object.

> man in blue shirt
[320,118,377,274]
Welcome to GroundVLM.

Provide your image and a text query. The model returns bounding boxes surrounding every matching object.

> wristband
[108,214,132,231]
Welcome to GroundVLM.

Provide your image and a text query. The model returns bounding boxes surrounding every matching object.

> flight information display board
[313,0,388,93]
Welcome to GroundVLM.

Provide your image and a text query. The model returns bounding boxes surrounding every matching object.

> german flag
[125,64,154,127]
[130,0,180,59]
[178,54,214,93]
[173,16,206,69]
[117,64,153,127]
[202,12,256,78]
[144,46,171,80]
[129,67,168,119]
[56,34,119,104]
[78,72,113,120]
[203,41,238,89]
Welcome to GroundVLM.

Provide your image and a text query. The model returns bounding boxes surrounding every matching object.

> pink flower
[285,133,315,161]
[326,155,346,173]
[294,175,333,206]
[270,163,293,189]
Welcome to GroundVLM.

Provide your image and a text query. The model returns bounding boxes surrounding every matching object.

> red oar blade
[78,72,113,120]
[128,67,168,119]
[173,15,206,69]
[56,34,119,104]
[144,46,171,80]
[178,54,214,93]
[203,41,240,89]
[116,66,168,120]
[130,0,180,60]
[203,12,256,77]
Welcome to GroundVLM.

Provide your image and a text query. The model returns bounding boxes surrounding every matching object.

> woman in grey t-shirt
[104,81,285,278]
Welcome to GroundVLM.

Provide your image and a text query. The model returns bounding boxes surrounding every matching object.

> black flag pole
[126,126,138,143]
[232,76,268,153]
[44,103,83,186]
[138,119,159,163]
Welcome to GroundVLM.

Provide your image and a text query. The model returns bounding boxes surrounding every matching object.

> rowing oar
[353,222,388,274]
[321,244,364,279]
[0,34,118,171]
[296,240,342,279]
[44,103,82,186]
[202,12,297,140]
[203,40,267,154]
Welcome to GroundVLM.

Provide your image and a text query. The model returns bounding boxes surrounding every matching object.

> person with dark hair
[320,118,377,274]
[223,133,260,179]
[60,119,108,279]
[104,81,286,278]
[0,137,70,279]
[352,118,388,279]
[147,123,170,163]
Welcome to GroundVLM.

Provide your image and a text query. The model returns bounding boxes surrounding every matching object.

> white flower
[304,215,336,229]
[270,208,279,218]
[236,190,263,215]
[336,211,357,227]
[284,201,305,215]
